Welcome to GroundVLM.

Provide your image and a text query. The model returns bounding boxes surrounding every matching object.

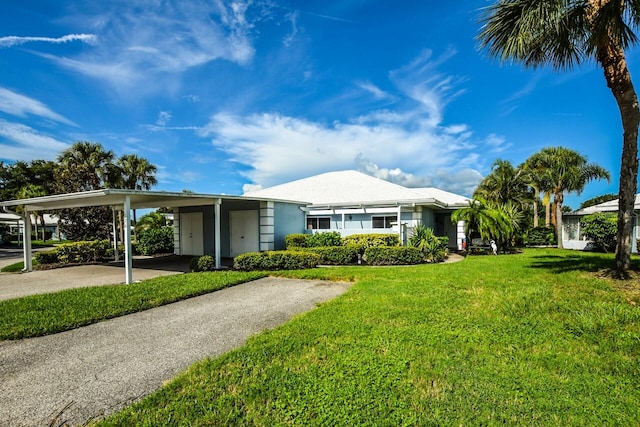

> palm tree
[57,141,115,191]
[112,154,158,228]
[451,197,511,250]
[479,0,640,272]
[474,159,533,211]
[521,155,556,228]
[135,211,167,235]
[524,147,610,248]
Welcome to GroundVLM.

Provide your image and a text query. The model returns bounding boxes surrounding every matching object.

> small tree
[408,223,448,263]
[580,213,617,253]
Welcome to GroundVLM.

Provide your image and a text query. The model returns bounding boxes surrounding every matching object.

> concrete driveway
[0,254,193,301]
[0,276,351,426]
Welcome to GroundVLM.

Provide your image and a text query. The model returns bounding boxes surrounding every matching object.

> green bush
[234,251,320,271]
[580,212,617,252]
[307,231,343,247]
[303,245,359,265]
[34,250,59,265]
[55,240,112,264]
[190,255,216,272]
[408,224,449,263]
[285,234,310,249]
[341,234,400,255]
[363,246,423,265]
[526,226,557,246]
[136,227,174,256]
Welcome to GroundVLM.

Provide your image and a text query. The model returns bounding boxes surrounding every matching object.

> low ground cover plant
[99,249,640,425]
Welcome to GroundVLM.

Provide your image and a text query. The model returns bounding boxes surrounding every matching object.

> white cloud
[0,119,69,161]
[45,1,262,90]
[199,50,493,196]
[355,81,394,101]
[0,33,97,48]
[0,87,76,126]
[156,111,172,126]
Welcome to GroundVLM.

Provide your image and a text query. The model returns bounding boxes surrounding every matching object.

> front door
[180,212,204,256]
[230,210,259,257]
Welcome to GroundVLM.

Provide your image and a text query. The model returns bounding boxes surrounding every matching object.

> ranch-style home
[0,170,469,283]
[562,194,640,253]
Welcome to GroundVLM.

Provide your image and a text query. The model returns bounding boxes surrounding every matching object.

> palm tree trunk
[545,200,551,227]
[40,215,46,241]
[555,193,564,249]
[596,43,640,274]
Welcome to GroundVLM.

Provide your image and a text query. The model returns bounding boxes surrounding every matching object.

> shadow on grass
[527,252,640,276]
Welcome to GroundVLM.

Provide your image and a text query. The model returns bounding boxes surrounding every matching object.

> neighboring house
[562,194,640,253]
[245,170,470,249]
[0,213,62,241]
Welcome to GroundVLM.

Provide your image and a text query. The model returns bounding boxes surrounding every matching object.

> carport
[0,189,228,284]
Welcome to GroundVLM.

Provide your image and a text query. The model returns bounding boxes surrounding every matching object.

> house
[245,170,470,249]
[0,171,469,283]
[0,213,62,241]
[562,194,640,252]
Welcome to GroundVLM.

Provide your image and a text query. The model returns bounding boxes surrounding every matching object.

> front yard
[92,249,640,425]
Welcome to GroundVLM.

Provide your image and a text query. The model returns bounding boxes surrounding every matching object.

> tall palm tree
[113,154,158,225]
[57,141,115,191]
[451,197,511,249]
[479,0,640,272]
[474,159,533,212]
[524,147,610,248]
[521,155,556,228]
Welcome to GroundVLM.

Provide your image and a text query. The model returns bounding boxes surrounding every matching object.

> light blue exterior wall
[273,202,305,250]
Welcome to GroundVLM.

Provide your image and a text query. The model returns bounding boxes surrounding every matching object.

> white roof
[570,194,640,215]
[245,170,470,208]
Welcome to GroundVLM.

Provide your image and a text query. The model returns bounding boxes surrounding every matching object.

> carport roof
[0,188,303,211]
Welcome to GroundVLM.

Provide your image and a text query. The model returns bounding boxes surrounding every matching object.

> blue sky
[0,1,633,209]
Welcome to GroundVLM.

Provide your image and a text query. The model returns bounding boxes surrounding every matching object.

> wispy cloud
[0,119,68,161]
[43,1,267,91]
[0,33,97,48]
[0,87,76,126]
[156,111,172,126]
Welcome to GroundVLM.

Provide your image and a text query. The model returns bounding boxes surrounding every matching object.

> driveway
[0,276,351,426]
[0,254,192,301]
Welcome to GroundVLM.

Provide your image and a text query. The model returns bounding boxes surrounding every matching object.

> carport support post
[22,210,33,272]
[112,208,119,262]
[124,196,133,284]
[214,201,221,269]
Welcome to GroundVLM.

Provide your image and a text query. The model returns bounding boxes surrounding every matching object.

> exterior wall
[273,202,305,250]
[562,213,639,253]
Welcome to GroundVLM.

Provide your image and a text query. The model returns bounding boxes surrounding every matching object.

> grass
[95,249,640,426]
[0,259,39,273]
[0,270,266,340]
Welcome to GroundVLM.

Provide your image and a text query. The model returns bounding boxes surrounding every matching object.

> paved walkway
[0,277,351,426]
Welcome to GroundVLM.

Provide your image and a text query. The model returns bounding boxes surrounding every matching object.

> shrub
[408,224,449,263]
[34,250,59,264]
[526,226,557,246]
[56,240,112,264]
[580,212,617,252]
[342,234,400,254]
[234,251,320,271]
[363,246,423,265]
[285,234,310,249]
[303,246,358,265]
[136,227,174,256]
[190,255,216,272]
[307,231,343,247]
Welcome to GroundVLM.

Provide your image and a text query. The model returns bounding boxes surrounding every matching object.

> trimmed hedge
[34,250,59,264]
[307,231,342,247]
[342,234,400,254]
[526,226,557,246]
[285,234,310,249]
[302,245,359,265]
[363,246,423,266]
[234,251,320,271]
[56,240,113,264]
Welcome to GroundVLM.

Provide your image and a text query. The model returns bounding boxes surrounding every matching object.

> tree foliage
[478,0,640,273]
[580,212,617,253]
[579,193,618,209]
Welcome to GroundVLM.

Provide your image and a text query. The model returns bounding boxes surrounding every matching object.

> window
[307,217,331,230]
[372,215,397,229]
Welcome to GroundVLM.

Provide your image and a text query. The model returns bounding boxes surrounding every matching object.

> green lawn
[0,270,266,339]
[93,249,640,426]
